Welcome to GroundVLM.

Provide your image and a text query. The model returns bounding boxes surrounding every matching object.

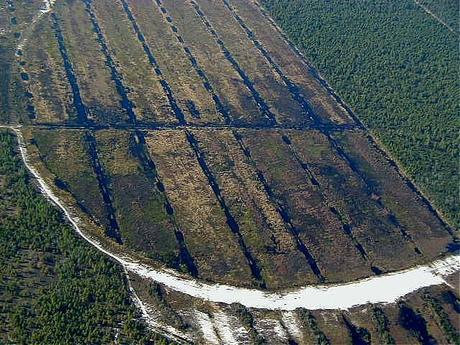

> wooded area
[0,130,172,344]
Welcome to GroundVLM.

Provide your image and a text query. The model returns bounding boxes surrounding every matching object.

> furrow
[243,0,357,121]
[121,0,265,282]
[153,0,326,282]
[82,0,199,275]
[364,133,456,239]
[150,0,231,125]
[50,13,122,243]
[50,13,88,124]
[216,0,316,124]
[131,132,199,277]
[188,0,372,271]
[246,0,454,239]
[232,130,325,282]
[123,0,274,282]
[219,0,434,250]
[28,121,359,132]
[187,0,277,125]
[280,134,370,263]
[327,133,424,255]
[83,132,123,243]
[82,0,136,124]
[118,0,186,125]
[186,130,266,287]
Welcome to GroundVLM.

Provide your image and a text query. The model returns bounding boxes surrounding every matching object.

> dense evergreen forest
[0,130,172,344]
[262,0,459,228]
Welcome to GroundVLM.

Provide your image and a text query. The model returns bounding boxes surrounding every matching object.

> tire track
[83,0,198,276]
[50,12,122,243]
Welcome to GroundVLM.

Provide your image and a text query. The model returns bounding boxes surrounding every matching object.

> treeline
[262,0,459,228]
[0,130,173,344]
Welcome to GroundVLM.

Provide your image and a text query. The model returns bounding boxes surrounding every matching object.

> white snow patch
[121,252,458,311]
[2,126,189,343]
[282,311,303,342]
[213,311,246,345]
[40,0,55,13]
[254,317,288,343]
[125,270,190,344]
[194,310,220,345]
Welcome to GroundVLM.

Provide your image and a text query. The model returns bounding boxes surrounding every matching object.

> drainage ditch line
[186,130,265,287]
[248,0,455,239]
[213,0,427,253]
[156,0,326,283]
[151,0,232,125]
[281,134,370,263]
[187,0,276,125]
[50,13,89,125]
[190,0,372,278]
[232,129,325,283]
[50,12,122,243]
[84,0,198,276]
[120,0,264,285]
[24,121,361,132]
[119,0,185,125]
[158,0,325,282]
[217,0,316,123]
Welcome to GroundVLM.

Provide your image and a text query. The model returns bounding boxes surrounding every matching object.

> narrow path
[3,124,458,312]
[19,122,359,131]
[413,0,456,33]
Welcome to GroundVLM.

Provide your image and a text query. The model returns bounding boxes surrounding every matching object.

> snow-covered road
[3,125,458,312]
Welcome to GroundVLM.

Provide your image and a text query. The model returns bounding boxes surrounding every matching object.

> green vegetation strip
[261,0,459,227]
[0,130,171,344]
